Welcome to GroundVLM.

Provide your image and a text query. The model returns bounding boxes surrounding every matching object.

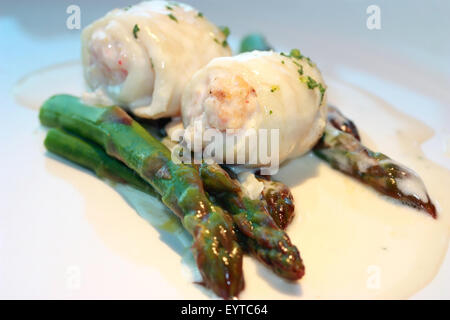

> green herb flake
[308,76,319,89]
[269,110,273,115]
[270,85,279,93]
[124,5,132,11]
[281,60,285,64]
[305,56,315,67]
[318,83,326,104]
[133,24,140,39]
[166,5,173,10]
[197,12,203,18]
[292,60,304,75]
[289,48,303,59]
[300,76,326,104]
[220,26,230,37]
[214,26,230,47]
[168,13,178,22]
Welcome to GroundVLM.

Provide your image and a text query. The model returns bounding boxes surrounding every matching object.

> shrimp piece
[204,75,257,131]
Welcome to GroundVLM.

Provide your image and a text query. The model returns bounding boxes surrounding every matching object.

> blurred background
[1,0,449,81]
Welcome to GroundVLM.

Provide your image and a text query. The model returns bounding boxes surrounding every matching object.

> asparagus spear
[220,165,296,230]
[44,128,158,196]
[239,33,273,53]
[314,122,437,218]
[39,95,244,299]
[256,176,295,230]
[327,105,361,141]
[200,163,305,280]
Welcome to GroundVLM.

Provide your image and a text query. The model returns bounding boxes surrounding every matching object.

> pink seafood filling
[89,40,129,86]
[203,75,257,131]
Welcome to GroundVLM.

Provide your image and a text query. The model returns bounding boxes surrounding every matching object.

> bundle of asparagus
[45,127,305,280]
[40,95,244,299]
[200,164,304,280]
[39,94,305,298]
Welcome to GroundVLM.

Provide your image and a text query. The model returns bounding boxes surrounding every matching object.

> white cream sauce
[13,62,450,299]
[237,171,264,200]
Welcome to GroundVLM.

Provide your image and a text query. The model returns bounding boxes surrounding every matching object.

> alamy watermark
[66,5,81,30]
[366,5,381,30]
[366,265,381,290]
[169,120,280,175]
[65,265,81,291]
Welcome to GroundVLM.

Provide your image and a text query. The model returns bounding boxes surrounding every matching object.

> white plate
[1,0,449,299]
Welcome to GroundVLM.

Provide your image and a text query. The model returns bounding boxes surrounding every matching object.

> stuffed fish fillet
[181,50,328,170]
[81,1,231,119]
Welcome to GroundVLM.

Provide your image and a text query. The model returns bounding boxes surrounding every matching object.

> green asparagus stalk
[239,33,273,53]
[220,165,296,230]
[39,95,244,299]
[314,123,437,218]
[44,128,157,196]
[200,163,305,280]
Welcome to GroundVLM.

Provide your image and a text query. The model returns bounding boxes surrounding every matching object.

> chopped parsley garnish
[318,83,326,104]
[166,5,173,10]
[197,12,203,17]
[282,49,322,98]
[215,26,230,47]
[289,48,303,59]
[220,26,230,37]
[305,56,315,67]
[168,13,178,22]
[291,60,303,75]
[269,110,273,115]
[133,24,140,39]
[281,60,285,64]
[280,48,315,71]
[300,76,326,104]
[214,37,228,47]
[300,75,317,89]
[281,49,303,60]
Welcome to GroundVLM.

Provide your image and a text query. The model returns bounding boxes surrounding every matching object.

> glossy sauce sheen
[14,62,450,299]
